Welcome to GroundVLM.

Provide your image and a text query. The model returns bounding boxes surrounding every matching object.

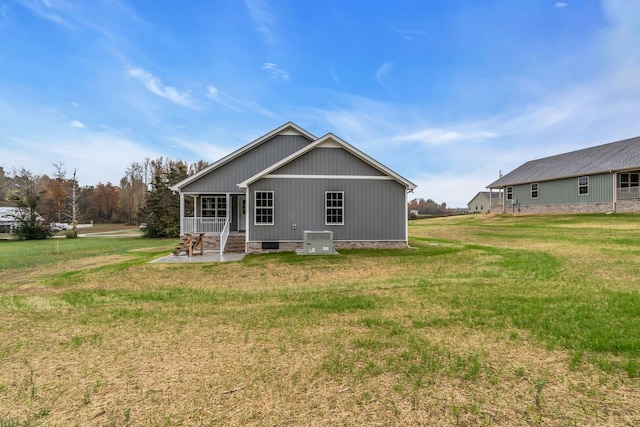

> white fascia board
[238,133,417,190]
[262,174,396,181]
[170,122,316,191]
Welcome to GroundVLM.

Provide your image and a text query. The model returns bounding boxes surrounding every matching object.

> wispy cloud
[375,62,394,94]
[15,0,68,27]
[69,120,84,128]
[245,0,275,44]
[555,2,568,8]
[206,84,279,119]
[128,68,196,108]
[262,63,290,80]
[394,128,498,145]
[205,85,242,111]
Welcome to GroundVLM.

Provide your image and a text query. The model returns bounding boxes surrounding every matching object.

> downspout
[405,189,410,247]
[611,171,617,212]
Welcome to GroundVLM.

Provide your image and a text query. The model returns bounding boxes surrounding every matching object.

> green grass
[0,214,639,425]
[0,236,175,271]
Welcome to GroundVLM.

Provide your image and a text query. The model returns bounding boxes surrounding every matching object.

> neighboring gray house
[467,191,502,213]
[171,122,417,254]
[487,137,640,214]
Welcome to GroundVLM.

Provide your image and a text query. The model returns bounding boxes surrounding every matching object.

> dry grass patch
[1,215,640,425]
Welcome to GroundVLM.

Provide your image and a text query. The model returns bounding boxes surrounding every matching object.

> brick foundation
[179,234,221,251]
[497,200,640,214]
[246,240,409,254]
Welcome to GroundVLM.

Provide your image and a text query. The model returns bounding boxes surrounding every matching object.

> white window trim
[531,183,539,199]
[506,187,513,200]
[325,191,344,226]
[254,191,274,226]
[578,176,589,196]
[202,196,227,218]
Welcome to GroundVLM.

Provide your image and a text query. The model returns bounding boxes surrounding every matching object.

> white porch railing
[182,217,227,234]
[617,187,640,200]
[219,219,230,254]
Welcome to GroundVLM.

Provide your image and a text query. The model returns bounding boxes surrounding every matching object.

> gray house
[487,137,640,214]
[171,122,417,254]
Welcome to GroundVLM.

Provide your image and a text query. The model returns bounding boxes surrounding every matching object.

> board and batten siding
[510,173,613,206]
[272,147,386,176]
[182,135,312,193]
[248,178,407,242]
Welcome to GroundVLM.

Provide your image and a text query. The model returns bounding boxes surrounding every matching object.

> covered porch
[178,192,247,254]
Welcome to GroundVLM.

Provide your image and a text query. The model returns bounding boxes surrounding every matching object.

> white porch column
[179,192,185,235]
[226,193,230,225]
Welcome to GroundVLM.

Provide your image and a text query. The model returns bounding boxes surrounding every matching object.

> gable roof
[171,122,316,191]
[488,136,640,188]
[467,191,501,205]
[238,133,417,191]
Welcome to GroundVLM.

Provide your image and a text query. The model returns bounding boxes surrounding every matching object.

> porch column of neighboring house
[489,189,492,212]
[502,188,506,213]
[179,192,185,235]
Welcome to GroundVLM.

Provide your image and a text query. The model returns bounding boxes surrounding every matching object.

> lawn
[0,214,639,426]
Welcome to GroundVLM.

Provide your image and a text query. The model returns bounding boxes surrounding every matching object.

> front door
[237,196,246,231]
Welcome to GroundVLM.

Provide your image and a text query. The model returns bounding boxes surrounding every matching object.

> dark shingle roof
[488,136,640,188]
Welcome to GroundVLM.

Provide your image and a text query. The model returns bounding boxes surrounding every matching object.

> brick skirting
[246,240,408,254]
[497,200,640,214]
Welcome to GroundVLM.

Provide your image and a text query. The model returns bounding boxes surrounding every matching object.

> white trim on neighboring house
[170,122,316,191]
[238,133,417,191]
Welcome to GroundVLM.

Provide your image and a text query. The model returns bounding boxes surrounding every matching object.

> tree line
[0,158,208,239]
[407,198,451,217]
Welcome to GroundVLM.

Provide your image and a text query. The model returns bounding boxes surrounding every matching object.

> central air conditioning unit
[303,230,333,254]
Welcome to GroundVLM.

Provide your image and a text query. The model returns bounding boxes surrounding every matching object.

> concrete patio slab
[149,252,245,263]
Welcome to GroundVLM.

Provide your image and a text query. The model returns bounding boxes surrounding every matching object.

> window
[202,196,226,218]
[325,191,344,225]
[578,176,589,195]
[531,183,539,199]
[620,172,639,188]
[255,191,274,225]
[506,187,513,200]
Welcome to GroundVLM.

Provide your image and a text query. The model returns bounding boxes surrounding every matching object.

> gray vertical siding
[509,173,613,206]
[273,147,386,176]
[248,178,407,241]
[182,135,312,193]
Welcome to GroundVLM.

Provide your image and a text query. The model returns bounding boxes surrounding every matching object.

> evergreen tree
[142,162,188,238]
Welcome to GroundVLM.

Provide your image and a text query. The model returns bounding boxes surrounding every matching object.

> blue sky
[1,0,639,207]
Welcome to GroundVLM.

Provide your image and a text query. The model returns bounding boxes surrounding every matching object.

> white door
[237,196,246,231]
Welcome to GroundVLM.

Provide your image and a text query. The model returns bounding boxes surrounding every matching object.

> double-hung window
[578,176,589,195]
[325,191,344,225]
[202,196,226,218]
[531,183,539,199]
[255,191,274,225]
[506,187,513,200]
